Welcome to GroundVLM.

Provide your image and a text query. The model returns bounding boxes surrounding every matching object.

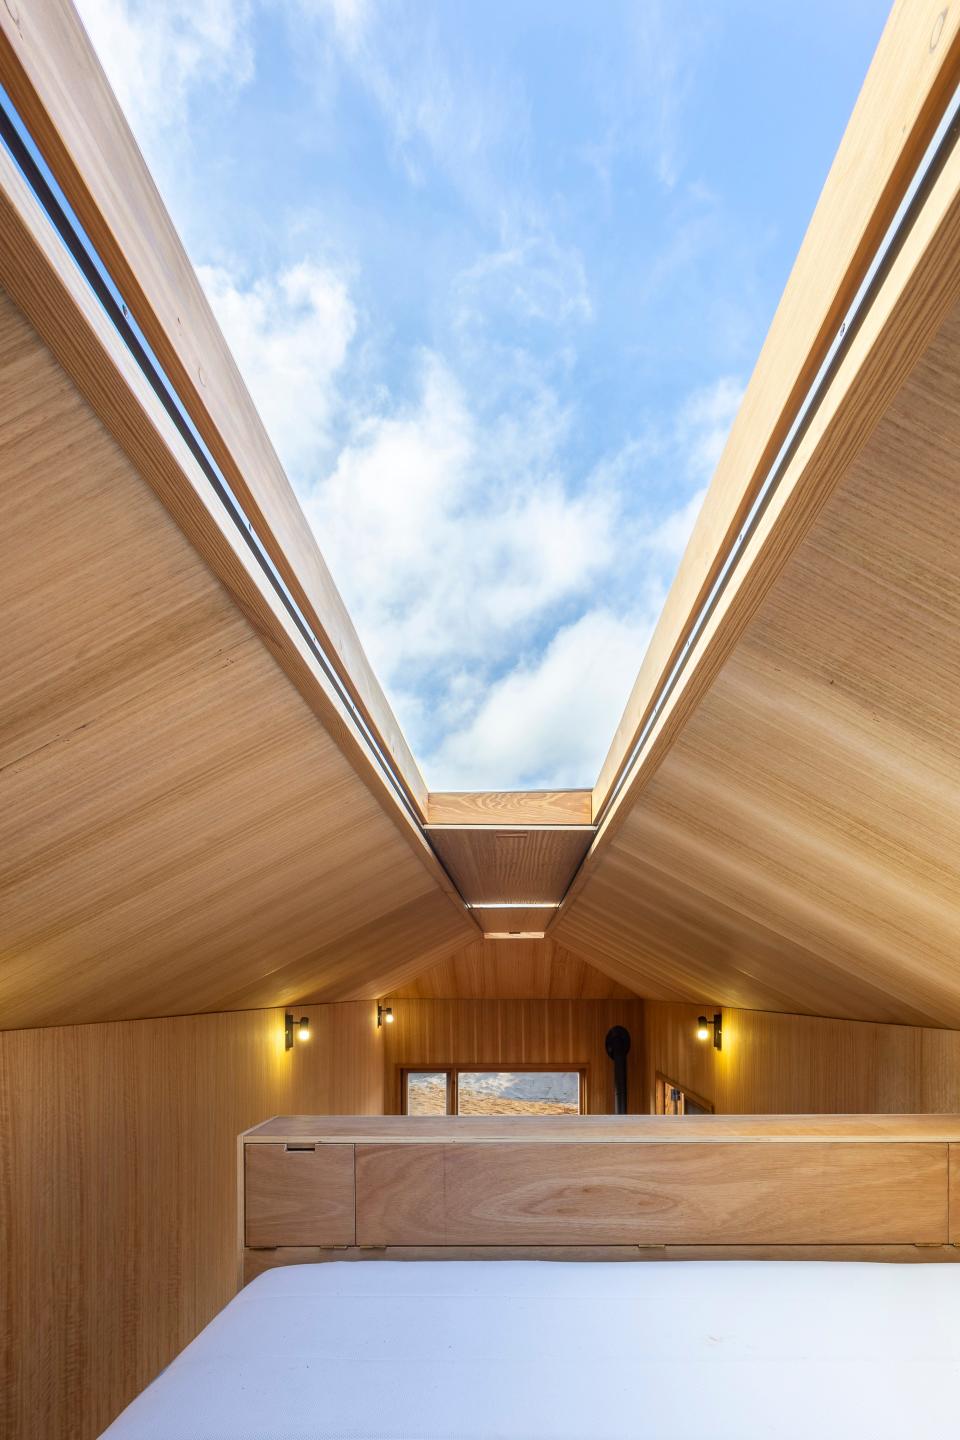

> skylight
[74,0,890,789]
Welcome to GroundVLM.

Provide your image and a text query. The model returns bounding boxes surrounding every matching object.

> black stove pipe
[604,1026,631,1114]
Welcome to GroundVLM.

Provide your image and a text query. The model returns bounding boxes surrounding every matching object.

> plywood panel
[643,1003,960,1116]
[557,296,960,1027]
[596,0,960,808]
[380,998,645,1114]
[427,826,592,904]
[0,0,428,815]
[427,791,592,825]
[468,906,556,935]
[355,1140,947,1246]
[242,1243,960,1281]
[245,1113,960,1144]
[392,940,638,1000]
[0,288,473,1027]
[245,1144,355,1247]
[0,1001,381,1440]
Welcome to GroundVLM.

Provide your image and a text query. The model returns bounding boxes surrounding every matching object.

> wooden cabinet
[238,1116,960,1280]
[245,1143,355,1247]
[355,1140,946,1246]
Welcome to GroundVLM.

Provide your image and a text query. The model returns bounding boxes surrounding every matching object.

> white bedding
[101,1260,960,1439]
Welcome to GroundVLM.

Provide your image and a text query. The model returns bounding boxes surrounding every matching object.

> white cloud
[292,0,527,211]
[453,234,593,334]
[183,251,741,785]
[428,608,655,788]
[76,0,254,149]
[302,351,618,685]
[197,260,356,474]
[677,375,744,481]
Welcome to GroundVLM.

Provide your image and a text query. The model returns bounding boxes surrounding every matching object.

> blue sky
[76,0,890,789]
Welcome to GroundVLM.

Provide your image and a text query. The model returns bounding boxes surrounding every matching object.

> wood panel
[391,940,638,1000]
[244,1114,960,1144]
[951,1145,960,1244]
[644,1004,960,1116]
[245,1144,355,1247]
[0,0,428,815]
[427,826,592,904]
[0,1001,382,1440]
[467,906,557,935]
[380,998,645,1115]
[354,1140,947,1246]
[0,286,473,1027]
[596,0,960,809]
[242,1243,960,1283]
[427,791,592,825]
[556,292,960,1027]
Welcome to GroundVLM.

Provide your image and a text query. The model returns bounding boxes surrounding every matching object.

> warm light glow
[384,1007,394,1024]
[696,1017,710,1042]
[377,1003,394,1028]
[297,1016,311,1042]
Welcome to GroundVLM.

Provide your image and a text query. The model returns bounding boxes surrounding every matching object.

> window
[654,1072,713,1115]
[405,1070,452,1115]
[402,1067,584,1115]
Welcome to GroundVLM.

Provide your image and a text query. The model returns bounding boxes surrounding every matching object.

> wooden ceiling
[4,0,960,1031]
[388,940,637,1001]
[554,297,960,1027]
[0,288,474,1027]
[425,827,592,909]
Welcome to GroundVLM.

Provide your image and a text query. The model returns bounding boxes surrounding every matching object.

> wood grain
[379,998,645,1115]
[950,1145,960,1245]
[427,791,593,825]
[468,907,556,935]
[0,285,473,1027]
[643,1003,960,1116]
[354,1139,948,1246]
[0,0,428,815]
[245,1144,355,1247]
[0,1001,381,1440]
[390,940,638,999]
[243,1243,960,1282]
[556,291,960,1026]
[595,0,960,810]
[427,826,592,904]
[244,1114,960,1145]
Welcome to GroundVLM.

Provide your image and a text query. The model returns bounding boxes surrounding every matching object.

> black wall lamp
[377,1004,394,1028]
[285,1013,311,1050]
[697,1012,722,1051]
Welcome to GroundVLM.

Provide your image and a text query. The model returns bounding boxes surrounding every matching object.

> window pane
[457,1071,580,1115]
[405,1071,448,1114]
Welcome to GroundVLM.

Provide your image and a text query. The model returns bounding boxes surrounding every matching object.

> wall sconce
[285,1013,311,1050]
[697,1013,722,1051]
[377,1004,394,1028]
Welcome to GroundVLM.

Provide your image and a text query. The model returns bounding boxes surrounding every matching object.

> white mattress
[101,1260,960,1439]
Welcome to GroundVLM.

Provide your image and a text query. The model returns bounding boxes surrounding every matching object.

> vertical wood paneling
[0,1000,381,1440]
[644,1003,960,1114]
[381,999,645,1114]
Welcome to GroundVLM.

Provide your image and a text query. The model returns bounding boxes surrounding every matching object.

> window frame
[399,1063,588,1115]
[654,1071,714,1115]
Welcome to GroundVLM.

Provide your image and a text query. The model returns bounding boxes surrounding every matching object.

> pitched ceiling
[387,939,638,1001]
[3,0,960,1031]
[553,297,960,1027]
[0,288,475,1027]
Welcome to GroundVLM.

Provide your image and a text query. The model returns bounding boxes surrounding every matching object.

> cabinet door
[245,1143,355,1246]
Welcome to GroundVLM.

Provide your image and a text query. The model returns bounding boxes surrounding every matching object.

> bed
[101,1258,960,1438]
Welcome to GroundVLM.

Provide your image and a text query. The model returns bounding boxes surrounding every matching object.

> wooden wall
[380,998,645,1114]
[0,1001,382,1440]
[645,1002,960,1114]
[390,939,638,1000]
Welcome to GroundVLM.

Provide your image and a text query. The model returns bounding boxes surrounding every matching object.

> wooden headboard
[238,1114,960,1283]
